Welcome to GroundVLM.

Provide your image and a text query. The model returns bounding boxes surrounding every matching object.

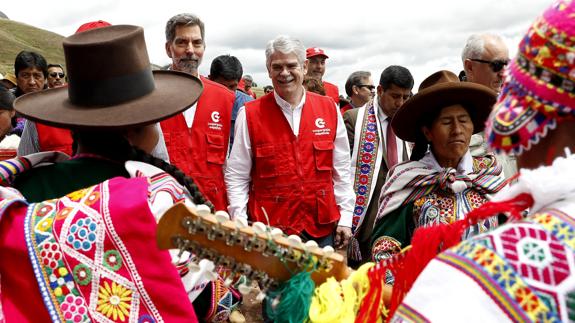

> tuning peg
[270,228,283,238]
[196,204,211,216]
[234,217,248,229]
[252,222,267,235]
[287,235,302,247]
[304,240,321,252]
[214,210,230,223]
[322,245,335,257]
[197,259,217,281]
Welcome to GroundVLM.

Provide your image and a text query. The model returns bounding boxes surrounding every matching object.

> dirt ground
[236,284,265,323]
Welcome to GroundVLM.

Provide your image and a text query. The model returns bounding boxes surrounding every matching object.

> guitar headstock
[156,202,350,292]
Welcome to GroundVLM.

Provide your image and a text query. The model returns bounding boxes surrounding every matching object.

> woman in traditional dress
[370,70,507,262]
[391,2,575,320]
[0,25,240,323]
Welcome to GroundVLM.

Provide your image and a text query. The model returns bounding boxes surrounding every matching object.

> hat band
[68,68,155,107]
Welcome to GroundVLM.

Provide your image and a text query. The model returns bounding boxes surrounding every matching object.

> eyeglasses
[469,59,509,73]
[356,84,375,91]
[49,72,65,78]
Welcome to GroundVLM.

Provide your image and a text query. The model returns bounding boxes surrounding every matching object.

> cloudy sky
[3,0,551,92]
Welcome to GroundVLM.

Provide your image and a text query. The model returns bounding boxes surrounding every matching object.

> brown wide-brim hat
[392,70,496,142]
[15,25,203,129]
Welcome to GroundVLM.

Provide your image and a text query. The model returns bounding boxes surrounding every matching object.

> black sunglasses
[49,72,65,78]
[470,58,509,73]
[356,84,375,91]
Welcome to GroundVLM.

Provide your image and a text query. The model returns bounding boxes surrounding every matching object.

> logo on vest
[313,117,331,136]
[209,111,223,131]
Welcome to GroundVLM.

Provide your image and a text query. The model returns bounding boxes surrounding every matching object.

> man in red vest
[306,47,340,105]
[160,13,234,212]
[225,35,354,248]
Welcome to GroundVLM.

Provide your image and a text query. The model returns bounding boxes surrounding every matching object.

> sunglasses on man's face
[470,59,509,73]
[357,84,375,91]
[49,72,65,78]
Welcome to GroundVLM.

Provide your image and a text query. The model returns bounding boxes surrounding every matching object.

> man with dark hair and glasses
[343,65,414,267]
[461,33,517,180]
[462,33,509,93]
[46,64,66,88]
[341,71,374,115]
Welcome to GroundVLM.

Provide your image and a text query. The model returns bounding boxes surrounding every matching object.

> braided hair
[72,130,214,210]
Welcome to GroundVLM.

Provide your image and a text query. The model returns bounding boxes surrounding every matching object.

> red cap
[75,20,112,34]
[306,47,329,59]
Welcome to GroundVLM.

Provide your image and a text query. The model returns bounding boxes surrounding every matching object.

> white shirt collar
[273,88,306,112]
[420,150,474,174]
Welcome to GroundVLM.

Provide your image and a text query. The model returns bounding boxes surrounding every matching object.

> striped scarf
[376,154,506,222]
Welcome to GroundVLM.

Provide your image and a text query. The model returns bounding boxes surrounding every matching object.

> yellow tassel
[308,263,374,323]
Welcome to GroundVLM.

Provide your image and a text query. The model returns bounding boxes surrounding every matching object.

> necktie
[386,118,398,168]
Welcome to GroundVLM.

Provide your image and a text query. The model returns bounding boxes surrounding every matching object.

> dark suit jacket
[343,108,408,262]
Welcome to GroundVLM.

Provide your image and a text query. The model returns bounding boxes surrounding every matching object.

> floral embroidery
[67,217,97,251]
[49,267,75,298]
[97,281,132,322]
[56,207,73,220]
[85,191,100,206]
[138,314,156,323]
[36,216,54,233]
[36,203,54,217]
[61,294,88,323]
[103,250,123,271]
[73,264,92,286]
[40,242,62,269]
[67,188,89,201]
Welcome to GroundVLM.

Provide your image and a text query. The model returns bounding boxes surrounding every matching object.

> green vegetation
[0,18,65,75]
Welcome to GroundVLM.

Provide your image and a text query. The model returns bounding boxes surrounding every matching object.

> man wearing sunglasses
[46,64,67,88]
[462,33,517,180]
[340,71,375,115]
[462,33,509,93]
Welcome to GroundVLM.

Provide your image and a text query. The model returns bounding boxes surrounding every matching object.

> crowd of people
[0,1,574,322]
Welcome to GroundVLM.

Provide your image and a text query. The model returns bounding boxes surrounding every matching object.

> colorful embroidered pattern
[351,103,380,232]
[0,157,31,186]
[437,208,575,322]
[391,302,430,323]
[148,172,187,204]
[487,2,575,154]
[372,236,402,262]
[204,276,241,323]
[26,182,164,322]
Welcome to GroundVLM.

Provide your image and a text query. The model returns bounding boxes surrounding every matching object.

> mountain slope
[0,18,65,76]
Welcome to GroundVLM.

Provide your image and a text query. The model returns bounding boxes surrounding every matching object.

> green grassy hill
[0,18,65,76]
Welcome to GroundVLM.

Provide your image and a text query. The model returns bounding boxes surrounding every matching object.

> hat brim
[392,82,497,142]
[14,70,202,129]
[307,53,329,59]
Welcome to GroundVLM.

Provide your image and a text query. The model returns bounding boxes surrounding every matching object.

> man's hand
[334,226,352,249]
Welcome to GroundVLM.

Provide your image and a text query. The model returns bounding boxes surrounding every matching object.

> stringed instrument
[156,202,393,312]
[158,202,351,283]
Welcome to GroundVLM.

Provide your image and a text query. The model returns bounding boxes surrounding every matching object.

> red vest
[161,76,234,211]
[245,92,341,237]
[36,122,73,156]
[323,81,339,104]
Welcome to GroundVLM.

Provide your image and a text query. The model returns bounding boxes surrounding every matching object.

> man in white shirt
[225,35,355,248]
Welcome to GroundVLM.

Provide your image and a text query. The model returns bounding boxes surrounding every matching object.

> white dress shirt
[375,98,405,164]
[183,102,197,128]
[224,89,355,227]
